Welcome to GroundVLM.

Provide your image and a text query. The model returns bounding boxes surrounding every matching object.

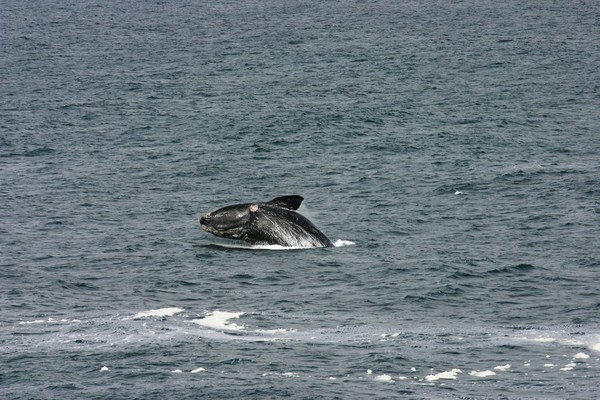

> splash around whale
[200,195,334,248]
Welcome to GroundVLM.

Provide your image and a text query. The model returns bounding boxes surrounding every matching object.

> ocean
[2,0,599,398]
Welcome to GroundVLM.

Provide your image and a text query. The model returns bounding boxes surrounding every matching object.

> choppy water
[2,1,600,399]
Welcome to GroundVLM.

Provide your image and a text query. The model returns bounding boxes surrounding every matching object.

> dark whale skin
[200,196,333,248]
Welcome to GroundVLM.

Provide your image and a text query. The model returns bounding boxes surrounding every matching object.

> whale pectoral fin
[266,195,304,210]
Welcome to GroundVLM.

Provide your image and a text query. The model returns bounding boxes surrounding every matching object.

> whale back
[246,204,333,248]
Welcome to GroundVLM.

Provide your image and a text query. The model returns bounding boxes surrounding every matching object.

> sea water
[2,1,600,399]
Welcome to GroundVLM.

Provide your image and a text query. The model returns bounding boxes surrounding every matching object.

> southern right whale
[200,195,333,248]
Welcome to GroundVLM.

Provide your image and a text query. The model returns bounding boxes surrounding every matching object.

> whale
[200,195,333,248]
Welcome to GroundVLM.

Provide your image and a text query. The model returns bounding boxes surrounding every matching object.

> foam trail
[334,239,355,247]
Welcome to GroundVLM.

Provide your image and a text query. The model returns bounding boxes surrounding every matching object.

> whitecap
[190,367,205,373]
[494,364,511,371]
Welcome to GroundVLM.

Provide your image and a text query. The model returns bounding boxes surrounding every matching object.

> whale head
[200,203,255,240]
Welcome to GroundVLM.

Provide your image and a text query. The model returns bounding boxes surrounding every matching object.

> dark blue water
[2,1,600,398]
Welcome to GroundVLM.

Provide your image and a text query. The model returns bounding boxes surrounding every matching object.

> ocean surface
[2,1,600,398]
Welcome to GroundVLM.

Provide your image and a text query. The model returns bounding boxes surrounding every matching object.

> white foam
[544,364,555,367]
[532,337,556,343]
[425,369,462,381]
[210,239,354,250]
[334,239,355,247]
[251,244,305,250]
[573,352,589,360]
[255,327,296,334]
[250,239,355,250]
[374,374,394,383]
[133,307,184,319]
[494,364,511,371]
[469,370,496,378]
[19,318,81,325]
[100,366,109,372]
[192,311,246,331]
[190,367,205,373]
[171,369,183,373]
[561,362,576,371]
[213,242,313,251]
[262,372,299,378]
[19,319,49,325]
[515,332,600,355]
